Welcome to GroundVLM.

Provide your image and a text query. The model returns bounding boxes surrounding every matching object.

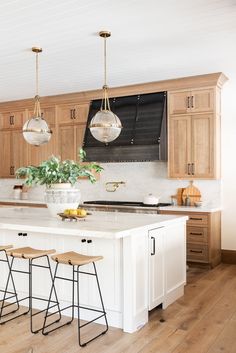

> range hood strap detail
[130,95,140,145]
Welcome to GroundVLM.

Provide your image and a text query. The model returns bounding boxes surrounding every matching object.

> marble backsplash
[0,162,221,207]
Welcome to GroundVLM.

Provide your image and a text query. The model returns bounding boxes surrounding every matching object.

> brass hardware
[99,31,111,38]
[32,47,42,53]
[105,181,126,192]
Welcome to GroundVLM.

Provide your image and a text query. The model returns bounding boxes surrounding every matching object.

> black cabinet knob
[87,239,92,244]
[81,239,86,243]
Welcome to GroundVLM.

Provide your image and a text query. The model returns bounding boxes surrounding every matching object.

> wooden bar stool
[0,246,61,333]
[42,251,108,347]
[0,245,20,321]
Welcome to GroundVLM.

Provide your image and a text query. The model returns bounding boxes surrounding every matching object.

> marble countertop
[0,207,187,239]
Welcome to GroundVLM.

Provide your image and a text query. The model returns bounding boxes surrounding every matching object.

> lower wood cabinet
[159,210,221,268]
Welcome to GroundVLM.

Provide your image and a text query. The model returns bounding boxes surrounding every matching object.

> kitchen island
[0,207,187,333]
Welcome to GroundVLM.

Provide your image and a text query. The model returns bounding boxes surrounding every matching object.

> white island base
[0,208,187,333]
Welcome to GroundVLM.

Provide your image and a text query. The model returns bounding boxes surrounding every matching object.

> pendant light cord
[102,35,111,111]
[34,51,41,117]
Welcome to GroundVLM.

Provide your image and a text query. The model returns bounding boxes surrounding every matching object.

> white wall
[221,77,236,250]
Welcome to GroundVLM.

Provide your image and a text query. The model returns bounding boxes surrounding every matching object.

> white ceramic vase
[45,183,81,217]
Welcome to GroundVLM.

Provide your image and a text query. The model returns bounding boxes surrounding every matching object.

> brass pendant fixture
[89,31,122,144]
[23,47,52,146]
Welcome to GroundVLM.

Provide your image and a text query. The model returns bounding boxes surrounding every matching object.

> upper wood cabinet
[0,110,26,129]
[57,103,89,125]
[27,106,56,126]
[0,130,28,177]
[168,88,214,115]
[58,125,86,161]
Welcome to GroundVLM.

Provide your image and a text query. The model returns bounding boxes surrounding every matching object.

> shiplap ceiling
[0,0,236,102]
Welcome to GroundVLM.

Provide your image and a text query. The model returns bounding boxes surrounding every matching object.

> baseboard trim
[221,250,236,264]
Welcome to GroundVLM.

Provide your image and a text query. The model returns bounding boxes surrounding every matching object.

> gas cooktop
[83,201,172,208]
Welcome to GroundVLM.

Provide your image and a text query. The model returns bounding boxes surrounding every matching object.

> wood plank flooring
[1,264,236,353]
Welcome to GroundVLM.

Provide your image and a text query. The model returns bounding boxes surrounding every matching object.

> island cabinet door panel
[86,238,121,311]
[148,227,165,311]
[164,222,186,302]
[168,116,191,178]
[191,114,214,178]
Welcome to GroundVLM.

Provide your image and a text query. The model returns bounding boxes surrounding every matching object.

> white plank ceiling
[0,0,236,102]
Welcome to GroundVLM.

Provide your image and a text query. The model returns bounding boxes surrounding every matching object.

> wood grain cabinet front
[0,110,26,129]
[159,210,221,268]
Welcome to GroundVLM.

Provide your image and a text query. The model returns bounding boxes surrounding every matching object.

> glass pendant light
[23,47,52,146]
[89,31,122,143]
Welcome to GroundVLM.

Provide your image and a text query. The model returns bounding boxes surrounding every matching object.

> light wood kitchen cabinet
[0,130,28,177]
[159,210,221,268]
[27,127,57,166]
[27,106,56,126]
[168,88,214,115]
[169,113,216,178]
[0,110,26,130]
[58,125,86,161]
[57,103,89,125]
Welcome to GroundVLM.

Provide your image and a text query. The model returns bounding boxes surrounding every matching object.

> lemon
[80,209,87,217]
[64,209,70,215]
[69,209,77,216]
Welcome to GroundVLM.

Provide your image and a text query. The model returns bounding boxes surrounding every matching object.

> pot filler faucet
[105,181,126,192]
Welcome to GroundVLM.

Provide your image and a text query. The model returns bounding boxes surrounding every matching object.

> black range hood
[83,91,167,162]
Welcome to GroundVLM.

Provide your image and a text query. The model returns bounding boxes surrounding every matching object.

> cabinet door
[75,124,86,159]
[12,130,28,173]
[149,228,165,310]
[0,111,25,129]
[168,91,191,115]
[28,107,56,126]
[28,127,57,166]
[58,125,75,160]
[58,104,89,125]
[191,89,214,113]
[168,116,192,178]
[191,114,214,178]
[0,131,12,177]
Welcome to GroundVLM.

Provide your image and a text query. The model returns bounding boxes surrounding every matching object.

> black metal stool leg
[77,263,108,347]
[42,263,75,335]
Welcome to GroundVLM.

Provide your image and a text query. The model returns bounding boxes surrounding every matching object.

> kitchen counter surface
[0,207,187,239]
[159,205,222,213]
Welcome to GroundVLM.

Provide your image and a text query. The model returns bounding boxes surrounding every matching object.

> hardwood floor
[1,264,236,353]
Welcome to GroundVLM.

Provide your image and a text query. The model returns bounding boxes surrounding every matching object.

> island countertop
[0,207,187,239]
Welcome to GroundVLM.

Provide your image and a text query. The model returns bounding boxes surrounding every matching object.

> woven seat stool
[0,246,61,333]
[42,251,108,347]
[0,245,20,321]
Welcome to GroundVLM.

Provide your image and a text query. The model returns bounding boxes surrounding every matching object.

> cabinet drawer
[187,243,209,262]
[187,214,208,226]
[187,226,208,243]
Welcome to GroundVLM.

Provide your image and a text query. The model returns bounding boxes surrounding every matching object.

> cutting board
[182,181,201,206]
[177,188,185,206]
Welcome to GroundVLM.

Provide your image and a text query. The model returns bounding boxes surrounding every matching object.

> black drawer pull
[81,239,86,243]
[189,217,203,221]
[190,232,203,236]
[22,233,27,237]
[87,239,92,244]
[18,232,23,236]
[151,236,155,256]
[190,250,203,254]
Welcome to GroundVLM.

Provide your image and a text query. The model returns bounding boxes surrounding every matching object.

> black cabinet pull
[191,163,195,175]
[22,233,27,237]
[187,163,191,175]
[10,115,14,125]
[18,232,23,236]
[190,232,203,236]
[73,109,76,119]
[151,236,155,256]
[70,109,73,119]
[191,95,194,108]
[87,239,92,244]
[189,217,203,221]
[190,249,202,254]
[187,96,190,109]
[81,239,86,243]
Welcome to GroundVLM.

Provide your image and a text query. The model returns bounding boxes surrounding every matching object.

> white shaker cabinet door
[148,227,165,310]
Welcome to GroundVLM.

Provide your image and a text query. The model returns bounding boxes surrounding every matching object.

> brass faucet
[105,181,126,192]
